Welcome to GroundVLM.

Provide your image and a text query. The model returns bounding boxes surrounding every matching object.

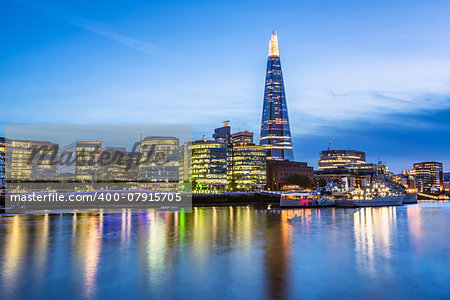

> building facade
[227,130,266,191]
[266,160,313,191]
[445,172,450,193]
[7,139,59,181]
[60,141,102,181]
[191,140,227,193]
[231,131,254,146]
[100,147,129,181]
[227,145,266,191]
[260,32,294,161]
[139,136,179,182]
[212,121,231,145]
[413,162,444,193]
[316,149,384,187]
[318,150,366,170]
[179,141,193,193]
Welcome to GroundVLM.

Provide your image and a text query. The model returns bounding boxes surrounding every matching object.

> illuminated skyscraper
[260,32,294,161]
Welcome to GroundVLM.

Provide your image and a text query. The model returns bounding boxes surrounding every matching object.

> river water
[0,204,449,299]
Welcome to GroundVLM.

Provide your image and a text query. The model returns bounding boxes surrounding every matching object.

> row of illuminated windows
[230,154,266,159]
[192,153,226,158]
[141,141,178,146]
[320,156,364,161]
[192,162,226,166]
[192,144,225,149]
[192,169,227,173]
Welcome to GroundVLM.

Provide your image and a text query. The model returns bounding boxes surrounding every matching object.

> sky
[1,0,450,172]
[6,125,192,151]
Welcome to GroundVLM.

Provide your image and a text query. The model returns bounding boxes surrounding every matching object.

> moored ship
[335,195,404,207]
[402,192,418,204]
[335,181,404,208]
[280,193,335,208]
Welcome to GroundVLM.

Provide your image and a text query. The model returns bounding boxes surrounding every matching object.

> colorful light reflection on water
[0,204,450,299]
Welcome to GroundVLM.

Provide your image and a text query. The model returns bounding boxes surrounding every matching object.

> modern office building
[260,32,294,161]
[227,145,266,191]
[7,139,59,181]
[191,140,227,193]
[227,143,266,192]
[444,172,450,181]
[60,141,102,181]
[213,121,231,146]
[139,136,179,182]
[318,150,367,170]
[266,160,313,191]
[413,162,444,193]
[100,147,129,181]
[445,172,450,192]
[230,131,254,146]
[125,151,140,181]
[316,149,385,187]
[179,141,192,183]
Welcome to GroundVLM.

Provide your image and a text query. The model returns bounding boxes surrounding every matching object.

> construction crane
[326,141,332,156]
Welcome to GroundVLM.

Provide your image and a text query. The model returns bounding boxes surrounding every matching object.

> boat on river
[280,193,335,208]
[335,195,404,207]
[335,181,404,207]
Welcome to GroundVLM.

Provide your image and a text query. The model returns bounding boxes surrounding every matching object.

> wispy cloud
[287,56,450,135]
[288,90,450,136]
[10,0,160,56]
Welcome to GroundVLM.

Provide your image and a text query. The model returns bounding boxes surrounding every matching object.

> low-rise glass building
[318,149,366,170]
[60,141,102,181]
[7,139,59,181]
[139,136,179,182]
[414,161,444,193]
[100,147,129,181]
[191,140,227,193]
[179,141,192,183]
[227,145,266,191]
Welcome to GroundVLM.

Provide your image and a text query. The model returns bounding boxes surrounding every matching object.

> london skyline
[1,0,450,172]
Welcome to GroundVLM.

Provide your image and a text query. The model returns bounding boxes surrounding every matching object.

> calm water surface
[1,204,450,299]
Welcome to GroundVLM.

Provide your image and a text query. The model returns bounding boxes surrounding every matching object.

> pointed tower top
[268,31,279,57]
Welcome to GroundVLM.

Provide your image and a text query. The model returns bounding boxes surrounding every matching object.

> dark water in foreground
[1,204,450,299]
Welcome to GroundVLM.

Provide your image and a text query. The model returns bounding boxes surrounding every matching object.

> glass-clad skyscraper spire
[260,32,294,161]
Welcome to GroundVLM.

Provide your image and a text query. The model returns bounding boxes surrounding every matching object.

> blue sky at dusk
[1,0,450,172]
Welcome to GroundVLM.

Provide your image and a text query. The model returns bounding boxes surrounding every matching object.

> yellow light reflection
[73,213,103,299]
[353,207,395,276]
[34,214,49,279]
[3,215,27,295]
